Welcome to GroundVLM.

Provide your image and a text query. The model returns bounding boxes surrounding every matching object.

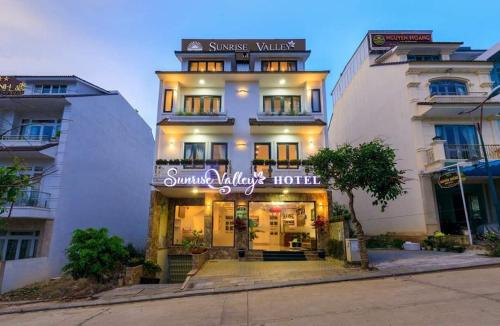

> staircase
[263,251,307,261]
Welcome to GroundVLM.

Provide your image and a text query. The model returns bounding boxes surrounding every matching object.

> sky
[1,0,499,131]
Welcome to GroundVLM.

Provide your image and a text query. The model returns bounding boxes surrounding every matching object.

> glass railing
[13,191,50,208]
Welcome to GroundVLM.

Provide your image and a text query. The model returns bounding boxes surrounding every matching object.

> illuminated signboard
[438,171,465,189]
[182,39,306,52]
[0,76,26,96]
[368,32,433,51]
[162,168,321,195]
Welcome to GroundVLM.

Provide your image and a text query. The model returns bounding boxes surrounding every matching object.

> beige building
[329,31,500,239]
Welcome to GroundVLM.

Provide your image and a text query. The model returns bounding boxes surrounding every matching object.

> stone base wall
[124,265,143,285]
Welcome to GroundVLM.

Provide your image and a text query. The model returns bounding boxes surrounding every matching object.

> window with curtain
[184,96,221,114]
[435,125,479,160]
[261,61,297,72]
[163,89,173,112]
[184,143,205,168]
[311,89,321,112]
[429,80,468,96]
[211,143,228,174]
[188,61,223,72]
[277,143,299,169]
[263,96,301,114]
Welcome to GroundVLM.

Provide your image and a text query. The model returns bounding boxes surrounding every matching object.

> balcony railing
[424,92,489,103]
[155,159,230,177]
[174,110,224,116]
[424,142,500,166]
[0,135,53,142]
[13,191,50,208]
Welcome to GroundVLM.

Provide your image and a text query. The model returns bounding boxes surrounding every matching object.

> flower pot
[191,248,207,254]
[292,242,301,248]
[318,249,326,259]
[238,249,245,258]
[140,277,160,284]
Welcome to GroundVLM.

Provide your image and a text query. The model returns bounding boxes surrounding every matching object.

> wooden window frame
[163,89,174,112]
[311,89,321,113]
[277,142,299,169]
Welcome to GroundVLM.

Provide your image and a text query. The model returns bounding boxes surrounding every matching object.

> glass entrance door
[248,201,316,251]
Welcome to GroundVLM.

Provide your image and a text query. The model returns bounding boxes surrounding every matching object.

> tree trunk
[347,191,369,270]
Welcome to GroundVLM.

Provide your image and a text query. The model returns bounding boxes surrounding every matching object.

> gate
[166,255,192,283]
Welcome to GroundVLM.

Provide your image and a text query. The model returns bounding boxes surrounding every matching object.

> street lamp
[459,85,500,227]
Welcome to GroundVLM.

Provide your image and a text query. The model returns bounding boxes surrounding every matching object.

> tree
[308,139,406,269]
[0,163,31,233]
[63,228,129,282]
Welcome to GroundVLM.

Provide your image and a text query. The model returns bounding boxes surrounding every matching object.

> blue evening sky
[1,0,499,130]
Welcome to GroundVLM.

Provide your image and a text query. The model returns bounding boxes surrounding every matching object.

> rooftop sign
[368,32,433,51]
[0,76,26,96]
[182,39,306,53]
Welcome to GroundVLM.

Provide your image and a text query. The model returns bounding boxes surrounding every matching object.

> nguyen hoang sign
[182,39,306,53]
[162,168,321,196]
[368,32,432,51]
[0,76,26,96]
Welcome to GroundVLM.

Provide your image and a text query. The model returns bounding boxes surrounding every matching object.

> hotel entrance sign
[182,39,306,52]
[162,168,321,195]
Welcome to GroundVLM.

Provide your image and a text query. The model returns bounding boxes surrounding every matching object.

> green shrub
[330,202,350,222]
[142,260,162,278]
[484,232,500,257]
[125,243,145,267]
[327,239,344,259]
[367,233,404,249]
[63,228,129,283]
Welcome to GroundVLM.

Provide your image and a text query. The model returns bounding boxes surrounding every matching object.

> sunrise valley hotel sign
[182,39,306,52]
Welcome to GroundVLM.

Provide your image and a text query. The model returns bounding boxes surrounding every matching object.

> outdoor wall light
[192,187,199,194]
[279,79,286,85]
[194,129,200,133]
[199,79,205,85]
[284,129,290,133]
[282,188,289,194]
[237,88,249,95]
[235,140,247,147]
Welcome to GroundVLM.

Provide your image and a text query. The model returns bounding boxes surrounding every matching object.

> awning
[460,160,500,177]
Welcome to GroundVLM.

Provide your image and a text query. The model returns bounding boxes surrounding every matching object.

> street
[1,266,500,325]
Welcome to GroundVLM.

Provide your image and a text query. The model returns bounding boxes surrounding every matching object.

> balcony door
[435,125,479,160]
[254,143,271,177]
[211,143,228,175]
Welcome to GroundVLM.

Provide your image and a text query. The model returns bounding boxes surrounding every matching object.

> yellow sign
[0,76,26,95]
[438,172,466,189]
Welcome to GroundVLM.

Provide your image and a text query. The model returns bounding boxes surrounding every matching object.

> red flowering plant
[312,216,327,232]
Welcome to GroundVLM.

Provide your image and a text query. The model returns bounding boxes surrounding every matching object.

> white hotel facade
[147,39,331,280]
[329,31,500,240]
[0,76,154,292]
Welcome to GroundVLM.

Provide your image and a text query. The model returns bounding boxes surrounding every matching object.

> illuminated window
[254,143,271,177]
[173,206,205,245]
[163,89,174,112]
[184,95,221,114]
[212,202,234,247]
[188,61,223,72]
[277,143,299,169]
[261,61,297,72]
[263,96,301,114]
[184,143,205,169]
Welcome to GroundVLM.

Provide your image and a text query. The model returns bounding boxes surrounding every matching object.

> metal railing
[0,135,52,141]
[13,191,50,208]
[174,109,224,116]
[444,144,500,160]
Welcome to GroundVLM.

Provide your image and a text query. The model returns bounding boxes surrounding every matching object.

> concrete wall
[0,257,50,293]
[47,93,154,276]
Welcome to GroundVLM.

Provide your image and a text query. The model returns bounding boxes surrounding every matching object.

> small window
[34,84,67,94]
[163,89,174,112]
[311,89,321,112]
[407,54,441,62]
[429,80,468,96]
[184,143,205,169]
[277,143,299,169]
[188,61,224,72]
[261,61,297,72]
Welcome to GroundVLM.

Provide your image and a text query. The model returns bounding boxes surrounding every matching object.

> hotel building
[329,31,500,239]
[0,76,154,292]
[148,39,330,281]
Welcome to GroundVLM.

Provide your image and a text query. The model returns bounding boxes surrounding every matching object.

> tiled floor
[187,258,361,290]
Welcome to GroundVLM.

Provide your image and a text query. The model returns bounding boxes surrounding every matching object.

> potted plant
[182,230,207,254]
[205,159,217,165]
[168,159,181,165]
[291,235,302,248]
[238,249,245,258]
[156,159,168,165]
[252,159,265,166]
[266,159,277,166]
[234,217,247,232]
[140,260,162,284]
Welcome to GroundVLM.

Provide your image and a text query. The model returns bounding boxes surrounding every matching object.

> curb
[1,261,500,315]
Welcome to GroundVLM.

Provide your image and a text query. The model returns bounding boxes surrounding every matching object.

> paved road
[2,267,500,325]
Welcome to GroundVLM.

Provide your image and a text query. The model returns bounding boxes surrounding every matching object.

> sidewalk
[1,250,500,315]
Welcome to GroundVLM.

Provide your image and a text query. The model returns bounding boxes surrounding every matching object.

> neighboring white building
[147,39,331,282]
[329,31,500,239]
[0,76,154,293]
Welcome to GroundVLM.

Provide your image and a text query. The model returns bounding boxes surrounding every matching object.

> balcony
[158,111,234,134]
[2,191,51,219]
[249,116,326,135]
[414,93,500,119]
[421,140,500,171]
[0,135,59,159]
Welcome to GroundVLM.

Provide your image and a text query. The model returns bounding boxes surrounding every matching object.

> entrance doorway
[248,201,316,251]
